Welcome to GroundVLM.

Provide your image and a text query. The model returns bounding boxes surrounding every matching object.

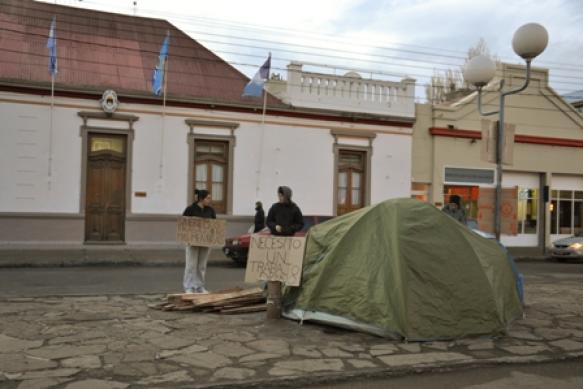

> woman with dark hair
[266,186,304,236]
[182,189,216,294]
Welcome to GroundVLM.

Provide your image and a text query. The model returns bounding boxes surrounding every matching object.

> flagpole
[255,89,267,199]
[47,15,56,192]
[261,87,268,124]
[255,54,270,198]
[159,35,169,182]
[48,73,55,191]
[245,52,270,199]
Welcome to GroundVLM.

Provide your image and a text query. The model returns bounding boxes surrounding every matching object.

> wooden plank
[220,304,267,314]
[167,287,244,305]
[173,305,196,311]
[196,296,265,308]
[147,302,167,310]
[181,287,263,303]
[201,307,223,313]
[195,292,264,305]
[160,287,264,315]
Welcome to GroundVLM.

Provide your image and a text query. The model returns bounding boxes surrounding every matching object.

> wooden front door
[85,134,127,242]
[337,150,365,216]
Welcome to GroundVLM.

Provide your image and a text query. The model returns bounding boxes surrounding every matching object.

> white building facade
[0,89,414,246]
[0,1,415,248]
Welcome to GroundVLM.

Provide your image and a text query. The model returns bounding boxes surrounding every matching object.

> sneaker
[185,288,195,294]
[195,287,209,294]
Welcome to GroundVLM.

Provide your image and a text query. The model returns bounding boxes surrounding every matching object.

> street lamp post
[463,23,548,242]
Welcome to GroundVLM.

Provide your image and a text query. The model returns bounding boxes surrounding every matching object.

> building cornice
[430,127,583,148]
[0,82,414,128]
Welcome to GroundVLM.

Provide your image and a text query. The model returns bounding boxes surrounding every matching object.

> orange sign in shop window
[446,186,480,202]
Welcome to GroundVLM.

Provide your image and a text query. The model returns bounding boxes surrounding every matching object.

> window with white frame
[517,188,539,234]
[550,190,583,235]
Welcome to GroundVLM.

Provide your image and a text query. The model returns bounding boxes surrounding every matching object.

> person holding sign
[266,186,304,237]
[182,189,216,294]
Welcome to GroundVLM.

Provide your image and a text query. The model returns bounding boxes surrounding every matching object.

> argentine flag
[47,17,57,76]
[152,33,170,96]
[242,54,271,97]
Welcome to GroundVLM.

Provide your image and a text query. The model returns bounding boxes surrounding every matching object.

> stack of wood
[149,287,266,314]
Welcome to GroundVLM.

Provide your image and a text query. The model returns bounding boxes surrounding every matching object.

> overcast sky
[39,0,583,99]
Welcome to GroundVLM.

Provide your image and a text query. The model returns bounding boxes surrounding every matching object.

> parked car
[551,233,583,261]
[223,215,333,266]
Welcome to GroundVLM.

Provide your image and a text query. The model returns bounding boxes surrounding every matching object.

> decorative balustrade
[276,62,415,118]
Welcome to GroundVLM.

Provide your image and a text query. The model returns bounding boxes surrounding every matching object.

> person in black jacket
[182,189,216,294]
[266,186,304,236]
[254,201,265,233]
[442,194,467,224]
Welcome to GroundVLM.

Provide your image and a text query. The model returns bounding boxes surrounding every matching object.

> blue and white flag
[47,16,57,76]
[242,54,271,97]
[152,32,170,96]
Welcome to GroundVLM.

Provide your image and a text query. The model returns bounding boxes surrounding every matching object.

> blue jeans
[183,246,210,291]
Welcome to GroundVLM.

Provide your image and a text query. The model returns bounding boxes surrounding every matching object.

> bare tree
[426,38,498,104]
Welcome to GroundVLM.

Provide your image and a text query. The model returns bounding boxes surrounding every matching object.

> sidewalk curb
[0,258,233,269]
[194,352,583,388]
[0,249,230,268]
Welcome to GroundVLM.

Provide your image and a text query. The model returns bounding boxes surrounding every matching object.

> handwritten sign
[477,187,518,235]
[245,236,306,286]
[176,217,226,247]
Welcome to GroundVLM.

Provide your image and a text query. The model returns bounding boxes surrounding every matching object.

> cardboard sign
[477,187,518,235]
[480,120,515,166]
[176,217,226,247]
[245,236,306,286]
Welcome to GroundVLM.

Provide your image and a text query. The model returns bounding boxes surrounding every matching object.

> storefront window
[517,188,538,234]
[575,191,583,235]
[559,199,572,234]
[551,190,583,236]
[443,185,479,221]
[551,199,558,234]
[444,185,538,234]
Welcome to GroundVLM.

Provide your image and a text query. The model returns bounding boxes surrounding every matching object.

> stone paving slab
[0,276,582,388]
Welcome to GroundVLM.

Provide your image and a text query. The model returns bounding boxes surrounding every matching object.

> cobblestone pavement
[1,274,583,388]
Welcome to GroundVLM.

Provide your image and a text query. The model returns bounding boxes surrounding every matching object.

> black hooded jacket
[266,186,304,236]
[182,203,216,219]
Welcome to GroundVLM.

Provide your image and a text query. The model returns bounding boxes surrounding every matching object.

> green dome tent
[283,198,522,340]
